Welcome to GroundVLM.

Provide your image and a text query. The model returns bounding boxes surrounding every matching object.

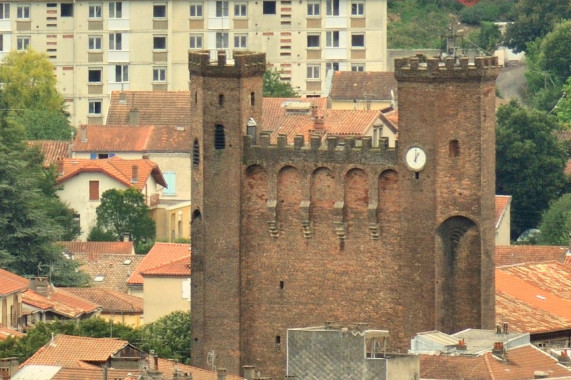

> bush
[460,2,499,25]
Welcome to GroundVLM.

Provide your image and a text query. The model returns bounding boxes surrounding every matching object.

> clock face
[405,146,427,171]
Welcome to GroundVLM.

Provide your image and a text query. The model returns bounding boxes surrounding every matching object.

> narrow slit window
[250,91,255,106]
[214,124,225,150]
[218,93,224,107]
[449,139,460,157]
[279,281,284,289]
[193,139,200,165]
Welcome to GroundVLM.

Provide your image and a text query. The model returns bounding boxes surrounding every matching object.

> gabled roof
[127,243,190,285]
[140,256,190,277]
[58,241,134,261]
[0,268,28,296]
[106,91,191,128]
[27,141,71,168]
[495,195,511,228]
[63,288,143,314]
[75,253,145,294]
[0,326,25,340]
[495,245,567,267]
[329,71,397,101]
[496,263,571,333]
[72,125,190,153]
[57,157,167,190]
[262,97,327,132]
[22,335,131,368]
[420,345,571,379]
[379,108,398,133]
[22,288,101,319]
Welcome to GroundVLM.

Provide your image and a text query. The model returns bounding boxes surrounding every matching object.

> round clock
[405,146,427,171]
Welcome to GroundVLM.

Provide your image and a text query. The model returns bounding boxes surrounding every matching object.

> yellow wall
[100,311,143,328]
[143,276,190,324]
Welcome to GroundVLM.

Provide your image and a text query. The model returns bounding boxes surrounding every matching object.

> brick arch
[378,169,398,226]
[436,216,481,333]
[277,166,302,228]
[243,165,268,211]
[310,167,336,228]
[344,168,368,210]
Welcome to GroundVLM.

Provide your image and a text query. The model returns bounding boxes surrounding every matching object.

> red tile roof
[22,288,101,319]
[261,97,327,132]
[57,157,167,190]
[0,326,25,340]
[27,140,71,168]
[63,288,143,314]
[106,91,191,128]
[0,268,28,296]
[75,253,145,293]
[72,125,190,153]
[566,158,571,176]
[127,243,190,285]
[495,195,511,228]
[495,245,567,267]
[420,345,571,379]
[329,71,397,101]
[140,256,190,277]
[58,241,134,261]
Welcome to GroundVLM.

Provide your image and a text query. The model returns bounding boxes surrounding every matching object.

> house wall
[0,292,22,329]
[142,276,190,324]
[101,311,142,328]
[496,202,511,245]
[330,100,392,111]
[153,201,191,242]
[73,152,142,160]
[146,153,191,201]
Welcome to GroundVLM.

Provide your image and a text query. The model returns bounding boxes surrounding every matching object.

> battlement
[243,132,398,166]
[394,54,499,81]
[188,50,266,78]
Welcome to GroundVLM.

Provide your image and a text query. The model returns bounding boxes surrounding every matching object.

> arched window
[193,139,200,165]
[449,139,460,157]
[218,93,224,107]
[250,91,255,106]
[214,124,225,149]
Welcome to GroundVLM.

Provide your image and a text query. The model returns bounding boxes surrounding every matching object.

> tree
[467,21,501,54]
[555,77,571,124]
[537,193,571,245]
[91,188,156,253]
[504,0,571,53]
[0,49,73,140]
[496,100,567,239]
[263,68,298,97]
[139,311,190,364]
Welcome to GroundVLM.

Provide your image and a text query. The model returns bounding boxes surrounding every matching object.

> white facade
[0,0,387,126]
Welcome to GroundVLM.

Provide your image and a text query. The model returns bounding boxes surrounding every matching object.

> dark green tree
[91,188,156,253]
[504,0,571,53]
[537,193,571,245]
[263,68,299,97]
[139,311,191,364]
[496,100,567,239]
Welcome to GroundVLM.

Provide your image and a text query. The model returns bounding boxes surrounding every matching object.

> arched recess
[310,167,336,223]
[191,209,204,271]
[277,166,302,228]
[344,168,368,233]
[436,216,481,333]
[243,165,268,214]
[378,169,398,226]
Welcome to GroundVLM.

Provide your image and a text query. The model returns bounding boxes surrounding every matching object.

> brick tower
[190,52,498,379]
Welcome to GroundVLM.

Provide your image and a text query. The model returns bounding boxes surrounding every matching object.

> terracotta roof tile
[329,71,397,101]
[63,288,143,313]
[57,157,167,190]
[566,158,571,176]
[58,241,134,261]
[495,195,511,228]
[0,326,25,340]
[22,290,55,311]
[127,243,190,285]
[495,245,567,267]
[261,97,327,132]
[106,91,191,128]
[0,268,28,296]
[140,256,190,277]
[75,253,145,293]
[27,140,71,168]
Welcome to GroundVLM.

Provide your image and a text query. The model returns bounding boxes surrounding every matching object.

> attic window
[214,124,225,150]
[94,275,105,282]
[123,259,132,265]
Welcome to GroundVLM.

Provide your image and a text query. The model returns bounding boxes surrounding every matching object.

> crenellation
[277,134,287,149]
[394,54,499,81]
[188,50,266,79]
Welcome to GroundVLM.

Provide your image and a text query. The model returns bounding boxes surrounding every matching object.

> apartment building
[0,0,387,126]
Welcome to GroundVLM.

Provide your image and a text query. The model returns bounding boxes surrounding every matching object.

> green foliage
[91,188,156,252]
[467,21,501,54]
[496,100,567,239]
[538,193,571,245]
[504,0,571,53]
[0,49,73,140]
[263,68,298,98]
[555,78,571,123]
[139,311,191,364]
[459,2,499,25]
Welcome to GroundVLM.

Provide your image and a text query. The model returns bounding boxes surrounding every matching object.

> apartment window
[109,2,122,18]
[216,32,228,49]
[153,3,166,18]
[153,66,166,82]
[263,1,276,14]
[326,31,339,47]
[307,65,320,79]
[351,63,365,72]
[0,3,10,19]
[88,100,102,115]
[352,34,365,48]
[215,1,228,17]
[109,33,122,50]
[189,2,202,17]
[61,3,73,17]
[17,36,30,50]
[351,0,364,16]
[234,34,247,49]
[153,35,166,50]
[88,68,102,83]
[326,0,339,16]
[234,2,247,17]
[189,33,203,49]
[115,64,128,82]
[89,180,100,200]
[326,62,340,72]
[307,34,320,48]
[16,4,30,19]
[307,1,319,16]
[88,35,102,50]
[89,3,102,18]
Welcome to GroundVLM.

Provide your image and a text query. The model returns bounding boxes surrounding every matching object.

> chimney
[243,365,255,380]
[496,324,501,334]
[80,126,87,143]
[492,342,505,359]
[217,368,226,380]
[456,339,467,351]
[129,108,139,126]
[119,91,127,104]
[131,165,139,184]
[503,322,509,335]
[29,277,52,298]
[558,349,571,366]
